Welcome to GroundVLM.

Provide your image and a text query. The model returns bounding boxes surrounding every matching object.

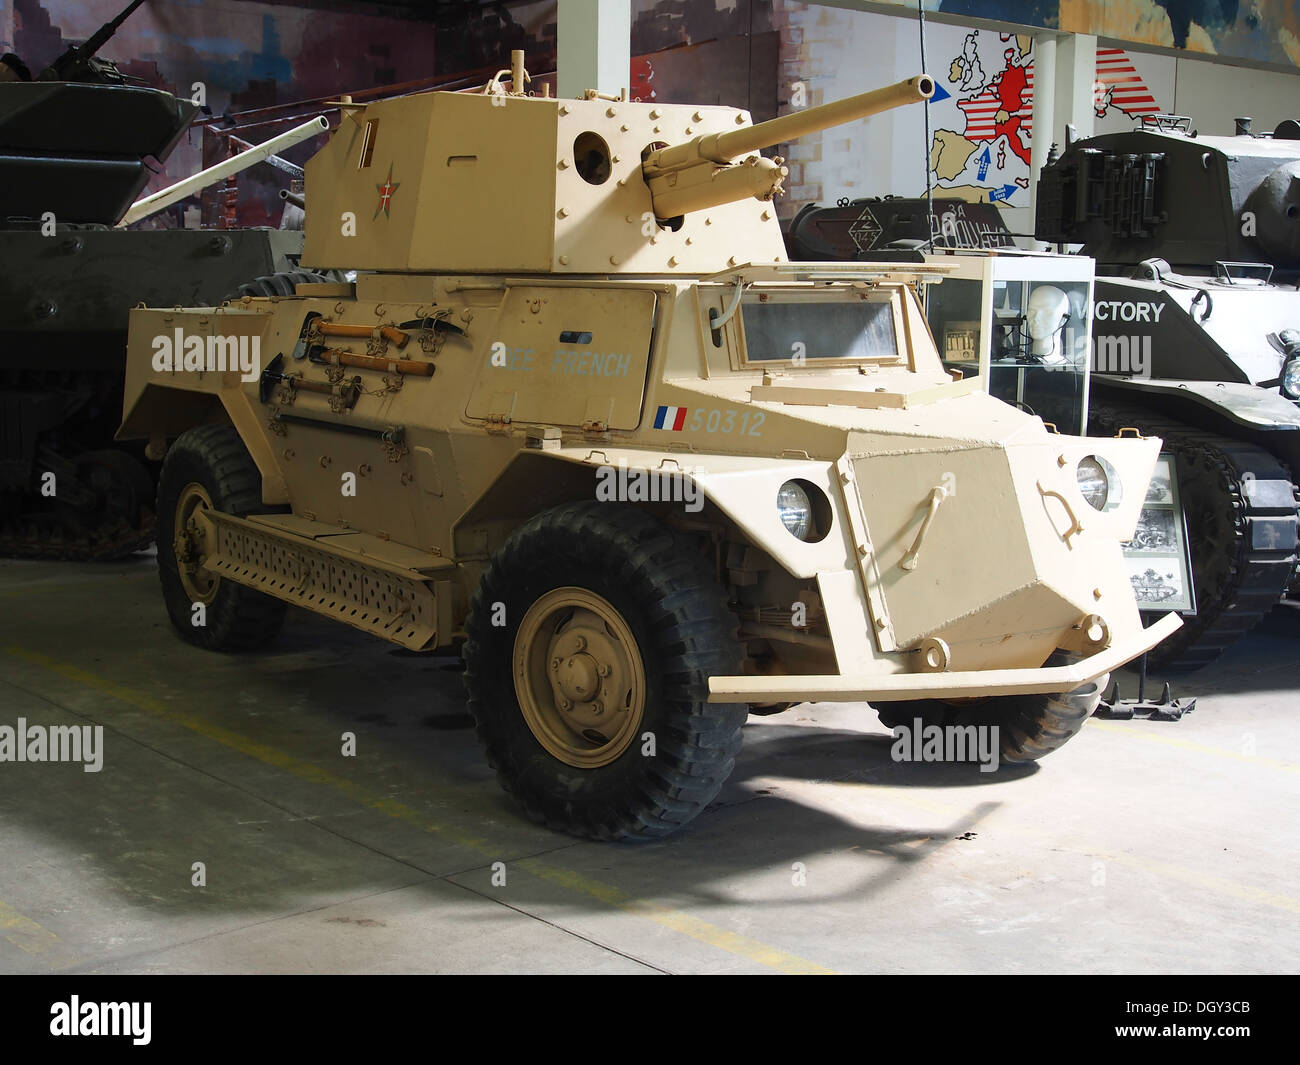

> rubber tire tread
[156,425,287,651]
[463,501,748,841]
[875,672,1106,766]
[228,270,327,301]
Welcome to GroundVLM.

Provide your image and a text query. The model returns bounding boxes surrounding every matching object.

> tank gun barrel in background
[118,115,329,227]
[642,75,934,218]
[38,0,148,82]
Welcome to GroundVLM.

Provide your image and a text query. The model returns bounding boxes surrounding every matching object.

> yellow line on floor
[0,897,61,955]
[513,859,832,973]
[1099,850,1300,915]
[3,645,834,976]
[1088,718,1300,773]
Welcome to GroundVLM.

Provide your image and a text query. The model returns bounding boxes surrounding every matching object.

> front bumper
[707,612,1181,703]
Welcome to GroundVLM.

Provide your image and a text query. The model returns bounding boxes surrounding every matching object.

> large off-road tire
[463,502,749,841]
[156,425,287,651]
[875,671,1107,766]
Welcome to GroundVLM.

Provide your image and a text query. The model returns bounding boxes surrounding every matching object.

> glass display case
[921,249,1096,435]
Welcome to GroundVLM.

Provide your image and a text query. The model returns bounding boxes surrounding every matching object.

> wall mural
[928,30,1176,207]
[928,28,1036,205]
[890,1,1300,70]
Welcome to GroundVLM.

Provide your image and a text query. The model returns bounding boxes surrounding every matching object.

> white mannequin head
[1025,285,1071,361]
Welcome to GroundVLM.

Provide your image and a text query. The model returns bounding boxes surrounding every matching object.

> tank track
[1091,401,1299,671]
[0,364,156,561]
[0,509,155,561]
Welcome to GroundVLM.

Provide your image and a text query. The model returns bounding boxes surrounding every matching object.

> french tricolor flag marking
[654,405,688,431]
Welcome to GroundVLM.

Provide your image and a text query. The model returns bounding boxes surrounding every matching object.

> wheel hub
[174,482,218,604]
[514,588,646,768]
[554,645,601,705]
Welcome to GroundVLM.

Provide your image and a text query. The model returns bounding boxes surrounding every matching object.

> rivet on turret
[728,256,738,266]
[649,108,661,119]
[735,114,746,124]
[652,125,661,134]
[611,154,620,163]
[610,256,621,265]
[685,237,693,245]
[620,124,629,132]
[557,207,569,218]
[559,255,569,265]
[626,214,636,223]
[649,235,658,245]
[668,256,679,267]
[704,217,712,225]
[761,209,771,221]
[557,159,569,170]
[685,127,693,134]
[606,107,617,117]
[559,105,569,115]
[693,111,703,122]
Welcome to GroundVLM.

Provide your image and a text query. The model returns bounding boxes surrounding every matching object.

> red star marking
[374,164,400,219]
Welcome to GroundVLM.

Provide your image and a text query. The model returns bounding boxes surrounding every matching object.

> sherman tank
[0,0,311,559]
[115,54,1178,840]
[1037,114,1300,670]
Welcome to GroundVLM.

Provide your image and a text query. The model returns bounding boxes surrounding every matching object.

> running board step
[195,511,454,650]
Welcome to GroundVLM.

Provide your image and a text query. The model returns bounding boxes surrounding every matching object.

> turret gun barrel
[642,75,934,219]
[38,0,147,82]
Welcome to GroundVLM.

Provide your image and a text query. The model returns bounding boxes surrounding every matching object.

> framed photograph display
[942,321,980,364]
[1124,453,1196,615]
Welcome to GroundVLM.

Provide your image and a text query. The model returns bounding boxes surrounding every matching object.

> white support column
[1054,32,1098,145]
[1029,34,1056,228]
[557,0,631,100]
[1027,32,1095,242]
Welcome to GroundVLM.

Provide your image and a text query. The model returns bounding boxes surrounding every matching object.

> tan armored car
[117,55,1179,839]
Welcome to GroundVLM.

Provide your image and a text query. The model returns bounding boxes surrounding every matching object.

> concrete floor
[1,552,1297,975]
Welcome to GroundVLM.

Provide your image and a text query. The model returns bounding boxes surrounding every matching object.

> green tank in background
[1037,115,1300,670]
[0,0,312,559]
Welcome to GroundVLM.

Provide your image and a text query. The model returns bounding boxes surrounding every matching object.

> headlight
[1077,456,1122,512]
[1282,356,1300,400]
[777,480,813,540]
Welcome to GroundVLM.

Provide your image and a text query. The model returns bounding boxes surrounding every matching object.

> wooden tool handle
[316,322,410,349]
[297,382,332,395]
[324,348,433,376]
